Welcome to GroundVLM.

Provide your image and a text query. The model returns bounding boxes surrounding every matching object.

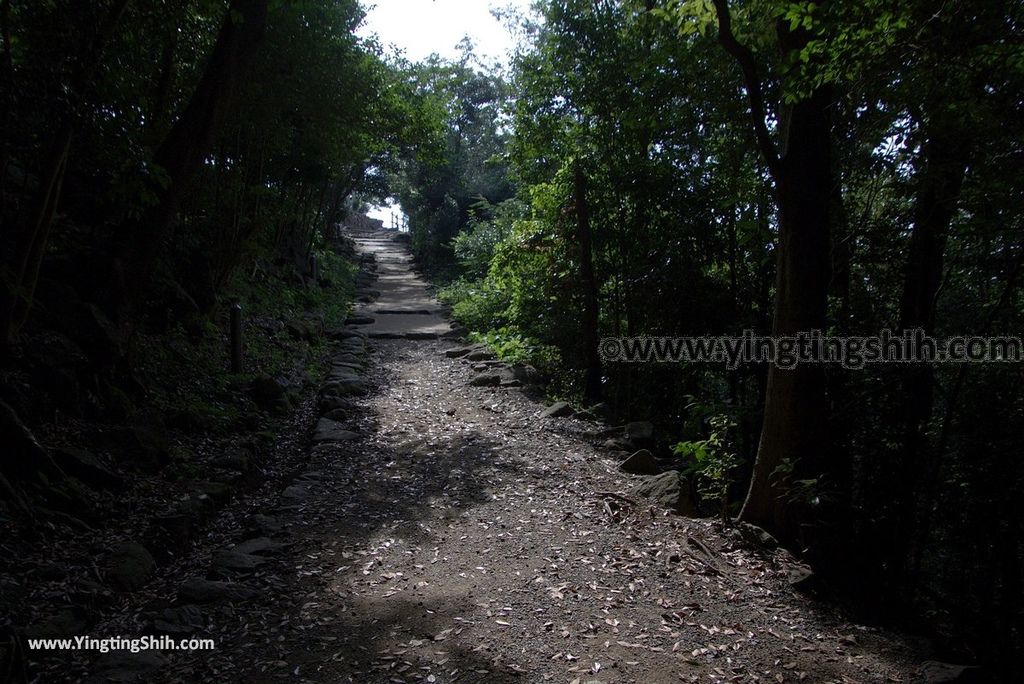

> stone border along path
[79,229,929,683]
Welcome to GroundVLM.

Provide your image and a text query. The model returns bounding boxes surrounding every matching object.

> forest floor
[26,231,933,683]
[169,337,929,684]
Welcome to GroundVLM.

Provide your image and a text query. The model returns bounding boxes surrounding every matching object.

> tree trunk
[574,162,602,403]
[738,86,833,542]
[145,25,180,144]
[898,120,970,414]
[118,0,268,312]
[712,0,834,544]
[883,117,971,594]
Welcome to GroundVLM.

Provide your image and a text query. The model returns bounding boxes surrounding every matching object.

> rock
[26,608,93,639]
[149,605,204,636]
[442,327,467,341]
[327,368,363,383]
[321,377,368,397]
[541,401,574,418]
[319,395,355,414]
[210,549,265,577]
[510,364,540,385]
[918,661,986,683]
[250,375,295,413]
[285,318,317,341]
[630,471,695,515]
[211,448,250,473]
[330,355,364,373]
[619,449,658,475]
[466,349,495,361]
[281,485,310,503]
[444,346,473,358]
[329,327,368,340]
[603,437,634,452]
[312,418,359,443]
[339,336,366,350]
[322,408,348,422]
[787,564,819,592]
[234,537,287,556]
[468,373,503,387]
[88,651,166,683]
[499,379,522,388]
[244,514,282,537]
[51,447,124,491]
[369,330,439,340]
[739,522,778,549]
[104,542,156,592]
[374,308,435,315]
[591,425,625,438]
[345,314,375,325]
[178,578,258,604]
[579,402,611,421]
[149,512,197,550]
[624,421,655,447]
[331,363,363,376]
[282,315,321,342]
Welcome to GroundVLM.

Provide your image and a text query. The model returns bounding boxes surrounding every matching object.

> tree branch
[711,0,780,176]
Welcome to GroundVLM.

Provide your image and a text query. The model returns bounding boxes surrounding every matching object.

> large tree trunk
[574,162,603,403]
[713,0,833,545]
[118,0,268,312]
[738,86,833,542]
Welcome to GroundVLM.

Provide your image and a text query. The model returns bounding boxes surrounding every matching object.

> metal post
[230,302,243,374]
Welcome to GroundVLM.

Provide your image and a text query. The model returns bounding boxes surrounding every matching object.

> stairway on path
[346,230,452,339]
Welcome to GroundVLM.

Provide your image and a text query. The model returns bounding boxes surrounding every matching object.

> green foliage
[389,51,516,273]
[673,408,742,520]
[438,278,508,333]
[469,328,559,367]
[137,245,354,434]
[452,198,527,278]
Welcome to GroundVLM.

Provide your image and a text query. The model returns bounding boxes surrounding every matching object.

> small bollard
[230,301,243,374]
[309,255,318,286]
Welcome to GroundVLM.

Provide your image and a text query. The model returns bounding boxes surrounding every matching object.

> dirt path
[349,233,452,339]
[148,231,926,683]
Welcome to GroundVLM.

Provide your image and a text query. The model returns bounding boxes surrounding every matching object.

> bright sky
[358,0,531,225]
[358,0,528,64]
